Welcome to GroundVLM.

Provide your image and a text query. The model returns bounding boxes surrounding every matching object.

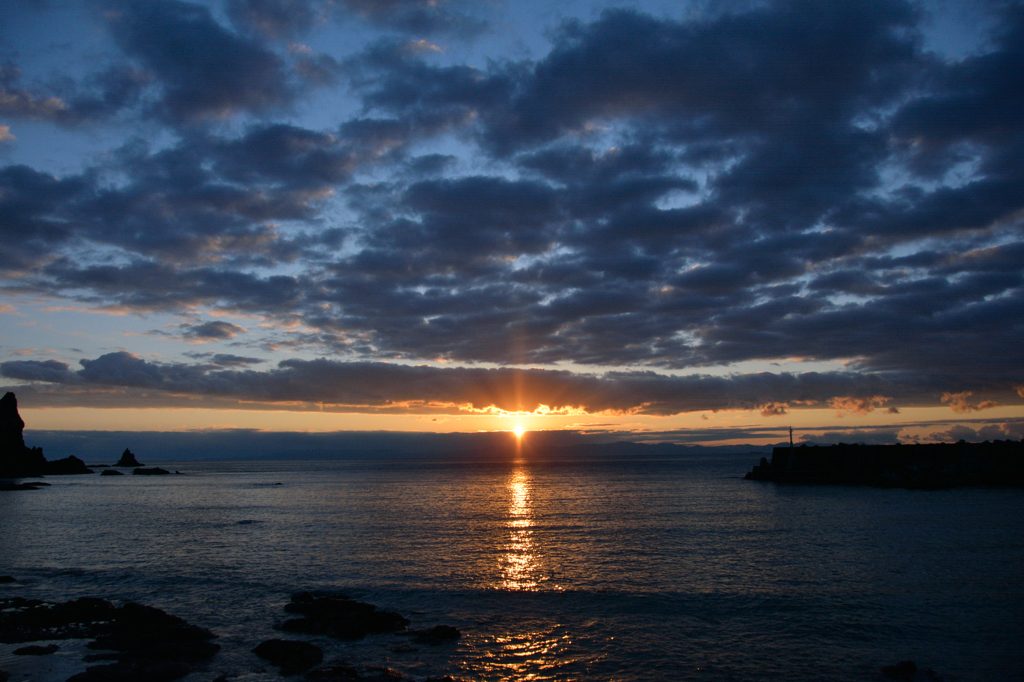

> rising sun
[514,425,525,438]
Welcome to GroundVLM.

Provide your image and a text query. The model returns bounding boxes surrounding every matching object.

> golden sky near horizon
[20,404,1024,446]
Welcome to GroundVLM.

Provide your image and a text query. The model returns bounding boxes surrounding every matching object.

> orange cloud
[941,392,998,413]
[827,395,890,416]
[760,402,788,417]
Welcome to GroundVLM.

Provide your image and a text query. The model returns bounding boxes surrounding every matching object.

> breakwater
[745,440,1024,488]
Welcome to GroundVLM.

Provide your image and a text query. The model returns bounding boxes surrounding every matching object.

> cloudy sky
[1,0,1022,445]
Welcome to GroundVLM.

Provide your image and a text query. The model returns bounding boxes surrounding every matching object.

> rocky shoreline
[0,588,464,682]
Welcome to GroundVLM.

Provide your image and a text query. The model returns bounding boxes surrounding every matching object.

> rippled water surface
[2,454,1023,681]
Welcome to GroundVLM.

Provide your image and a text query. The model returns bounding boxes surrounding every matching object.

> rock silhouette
[252,638,323,675]
[0,597,219,682]
[414,625,461,645]
[0,392,47,478]
[746,440,1024,488]
[12,644,59,655]
[281,591,410,640]
[115,449,142,467]
[133,467,171,476]
[0,392,92,478]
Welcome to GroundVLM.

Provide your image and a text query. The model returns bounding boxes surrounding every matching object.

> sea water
[1,453,1022,681]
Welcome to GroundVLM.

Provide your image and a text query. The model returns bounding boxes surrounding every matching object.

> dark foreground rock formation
[282,591,410,639]
[746,440,1024,488]
[881,660,944,681]
[115,449,142,467]
[252,638,323,675]
[1,392,92,478]
[0,597,219,682]
[0,589,468,682]
[413,625,461,645]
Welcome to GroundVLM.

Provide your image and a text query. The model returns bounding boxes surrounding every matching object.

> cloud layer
[1,352,1016,416]
[1,0,1022,417]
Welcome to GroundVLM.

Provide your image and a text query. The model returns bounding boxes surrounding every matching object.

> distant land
[23,429,778,462]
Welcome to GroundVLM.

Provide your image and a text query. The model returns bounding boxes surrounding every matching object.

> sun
[514,425,525,438]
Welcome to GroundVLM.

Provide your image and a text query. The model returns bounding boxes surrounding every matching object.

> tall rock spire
[1,392,27,453]
[0,392,47,477]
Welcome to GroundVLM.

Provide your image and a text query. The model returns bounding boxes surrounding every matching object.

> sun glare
[514,425,525,438]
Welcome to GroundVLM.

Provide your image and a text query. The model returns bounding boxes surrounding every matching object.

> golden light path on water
[501,465,537,590]
[478,432,596,681]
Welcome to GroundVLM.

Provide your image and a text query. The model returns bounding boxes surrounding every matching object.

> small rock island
[115,448,142,467]
[746,439,1024,488]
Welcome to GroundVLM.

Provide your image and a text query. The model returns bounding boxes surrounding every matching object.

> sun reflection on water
[500,465,541,591]
[475,624,593,681]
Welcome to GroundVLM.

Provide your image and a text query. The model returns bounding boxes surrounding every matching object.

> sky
[1,0,1023,446]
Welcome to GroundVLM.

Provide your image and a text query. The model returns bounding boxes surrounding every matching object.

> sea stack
[0,392,47,477]
[0,392,92,478]
[116,448,142,467]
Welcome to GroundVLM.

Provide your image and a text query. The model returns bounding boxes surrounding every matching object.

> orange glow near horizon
[16,404,1024,446]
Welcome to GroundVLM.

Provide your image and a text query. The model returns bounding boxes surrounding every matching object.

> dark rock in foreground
[68,657,192,682]
[0,597,218,682]
[116,448,143,467]
[282,592,410,640]
[745,440,1024,488]
[881,660,944,681]
[0,577,15,584]
[253,638,323,676]
[13,643,59,655]
[413,625,460,645]
[133,467,170,476]
[305,667,463,682]
[305,665,405,681]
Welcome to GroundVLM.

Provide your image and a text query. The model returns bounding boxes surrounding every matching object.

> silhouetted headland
[746,439,1024,488]
[0,391,91,480]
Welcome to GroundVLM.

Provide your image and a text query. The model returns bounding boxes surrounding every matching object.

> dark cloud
[210,353,264,366]
[0,63,151,127]
[0,165,90,271]
[182,352,265,366]
[181,320,247,342]
[0,62,73,122]
[103,0,295,123]
[1,0,1023,415]
[925,423,1021,443]
[225,0,487,39]
[0,359,78,384]
[225,0,321,39]
[2,353,1018,415]
[338,0,487,36]
[802,429,903,446]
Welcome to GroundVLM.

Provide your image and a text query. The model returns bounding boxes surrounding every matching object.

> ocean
[1,453,1022,681]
